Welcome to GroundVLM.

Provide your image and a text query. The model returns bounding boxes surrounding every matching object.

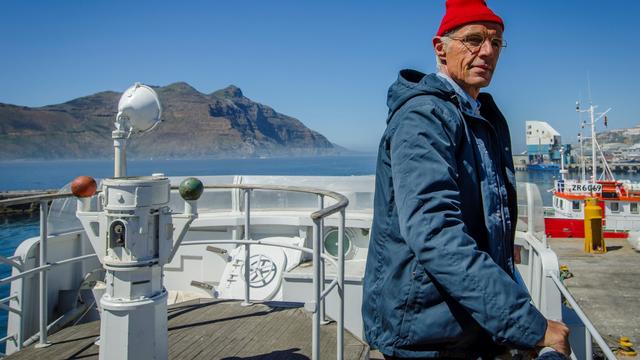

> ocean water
[0,156,378,191]
[0,215,39,352]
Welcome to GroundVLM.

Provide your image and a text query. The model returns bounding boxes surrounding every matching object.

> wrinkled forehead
[450,22,503,37]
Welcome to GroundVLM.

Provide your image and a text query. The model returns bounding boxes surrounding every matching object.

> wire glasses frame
[445,34,507,53]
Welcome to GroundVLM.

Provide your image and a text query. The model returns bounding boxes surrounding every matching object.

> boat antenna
[577,96,586,182]
[587,72,593,106]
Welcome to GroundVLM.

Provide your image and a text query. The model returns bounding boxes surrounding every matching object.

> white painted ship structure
[0,84,619,359]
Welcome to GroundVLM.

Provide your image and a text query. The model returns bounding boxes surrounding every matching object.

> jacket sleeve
[389,103,547,348]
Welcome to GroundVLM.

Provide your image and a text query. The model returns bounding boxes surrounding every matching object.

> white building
[526,120,564,163]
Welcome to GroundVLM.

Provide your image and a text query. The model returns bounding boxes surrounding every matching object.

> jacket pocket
[398,265,472,349]
[397,260,419,344]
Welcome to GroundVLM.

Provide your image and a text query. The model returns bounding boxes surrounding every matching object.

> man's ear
[433,37,447,65]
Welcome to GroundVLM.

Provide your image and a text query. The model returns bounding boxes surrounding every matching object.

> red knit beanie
[436,0,504,36]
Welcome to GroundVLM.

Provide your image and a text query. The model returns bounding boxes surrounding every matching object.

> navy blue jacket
[362,69,547,358]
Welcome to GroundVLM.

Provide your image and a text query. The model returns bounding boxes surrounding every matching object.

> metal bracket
[304,301,316,313]
[206,246,231,262]
[190,280,214,291]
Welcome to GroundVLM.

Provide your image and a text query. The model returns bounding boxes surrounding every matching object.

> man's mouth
[472,64,492,71]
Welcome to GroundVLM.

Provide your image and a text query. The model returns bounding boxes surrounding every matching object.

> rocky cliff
[0,82,344,159]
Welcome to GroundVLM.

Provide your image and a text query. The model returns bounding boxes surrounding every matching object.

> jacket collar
[436,72,481,117]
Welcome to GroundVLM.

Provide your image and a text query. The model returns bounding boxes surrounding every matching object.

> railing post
[312,218,321,360]
[538,255,544,307]
[532,252,542,307]
[17,281,24,351]
[337,209,345,360]
[35,200,51,348]
[526,183,535,235]
[241,189,253,307]
[585,331,593,360]
[317,195,328,325]
[527,241,534,290]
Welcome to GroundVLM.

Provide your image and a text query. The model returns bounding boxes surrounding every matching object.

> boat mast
[576,101,593,183]
[578,130,586,182]
[590,103,597,183]
[577,100,612,184]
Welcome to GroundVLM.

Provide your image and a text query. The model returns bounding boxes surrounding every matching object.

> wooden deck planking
[169,299,256,359]
[167,302,224,358]
[238,306,290,356]
[201,304,264,358]
[206,305,304,359]
[6,299,368,360]
[219,306,287,358]
[192,302,281,359]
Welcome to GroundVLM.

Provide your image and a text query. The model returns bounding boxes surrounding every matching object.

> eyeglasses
[445,33,507,53]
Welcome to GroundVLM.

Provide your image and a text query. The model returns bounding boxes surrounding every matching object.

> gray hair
[435,29,456,70]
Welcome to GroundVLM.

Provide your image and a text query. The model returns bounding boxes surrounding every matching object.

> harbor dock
[548,237,639,359]
[0,190,57,216]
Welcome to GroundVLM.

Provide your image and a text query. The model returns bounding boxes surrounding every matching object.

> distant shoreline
[0,152,377,163]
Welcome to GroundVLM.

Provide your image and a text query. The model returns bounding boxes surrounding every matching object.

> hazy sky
[1,1,638,153]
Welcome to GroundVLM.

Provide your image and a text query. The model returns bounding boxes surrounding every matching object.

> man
[362,0,570,358]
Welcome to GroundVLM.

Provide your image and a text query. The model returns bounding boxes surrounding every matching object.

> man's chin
[469,77,492,88]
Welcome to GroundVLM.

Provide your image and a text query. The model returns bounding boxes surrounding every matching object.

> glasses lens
[491,38,505,48]
[463,34,484,48]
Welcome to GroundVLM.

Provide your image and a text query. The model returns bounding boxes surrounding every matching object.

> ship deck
[5,299,369,360]
[548,237,639,358]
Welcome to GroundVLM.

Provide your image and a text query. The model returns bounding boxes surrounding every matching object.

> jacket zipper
[454,96,511,269]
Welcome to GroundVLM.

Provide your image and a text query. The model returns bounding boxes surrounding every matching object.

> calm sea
[1,156,638,350]
[0,156,380,191]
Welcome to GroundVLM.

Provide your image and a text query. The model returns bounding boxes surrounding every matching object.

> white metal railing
[518,182,617,360]
[0,192,82,351]
[0,183,348,360]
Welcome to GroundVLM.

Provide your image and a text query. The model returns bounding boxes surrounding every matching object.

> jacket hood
[386,69,455,123]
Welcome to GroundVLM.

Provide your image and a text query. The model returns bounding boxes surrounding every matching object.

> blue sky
[1,1,638,153]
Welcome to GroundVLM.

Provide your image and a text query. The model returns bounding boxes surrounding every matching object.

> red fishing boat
[542,101,638,238]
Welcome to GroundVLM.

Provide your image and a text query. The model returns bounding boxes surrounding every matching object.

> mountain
[572,124,640,149]
[0,83,346,160]
[592,125,640,146]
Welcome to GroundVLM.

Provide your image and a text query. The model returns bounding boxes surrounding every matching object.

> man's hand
[537,319,571,356]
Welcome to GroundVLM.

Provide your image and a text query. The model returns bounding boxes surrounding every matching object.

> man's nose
[478,39,497,58]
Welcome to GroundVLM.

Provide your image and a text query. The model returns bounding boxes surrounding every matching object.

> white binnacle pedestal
[76,176,200,360]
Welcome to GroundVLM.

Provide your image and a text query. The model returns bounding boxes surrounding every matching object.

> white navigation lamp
[113,83,162,177]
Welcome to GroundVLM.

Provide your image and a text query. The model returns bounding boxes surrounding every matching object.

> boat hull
[527,163,560,172]
[544,217,629,238]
